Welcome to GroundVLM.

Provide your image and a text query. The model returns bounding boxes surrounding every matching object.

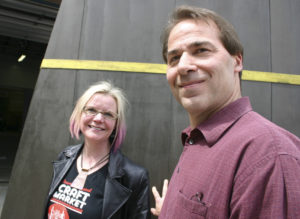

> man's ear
[234,54,243,74]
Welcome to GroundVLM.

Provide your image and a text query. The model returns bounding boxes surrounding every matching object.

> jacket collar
[65,143,126,178]
[63,144,82,157]
[107,149,125,178]
[104,149,132,218]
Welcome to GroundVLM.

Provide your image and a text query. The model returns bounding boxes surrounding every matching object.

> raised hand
[151,179,169,216]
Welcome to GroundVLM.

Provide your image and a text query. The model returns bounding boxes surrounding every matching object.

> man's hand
[151,179,169,216]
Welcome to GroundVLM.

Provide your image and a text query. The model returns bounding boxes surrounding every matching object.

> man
[151,5,300,218]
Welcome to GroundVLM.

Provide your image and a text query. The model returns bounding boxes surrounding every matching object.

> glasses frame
[82,106,118,120]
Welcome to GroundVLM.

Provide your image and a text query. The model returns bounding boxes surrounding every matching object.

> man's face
[166,19,243,125]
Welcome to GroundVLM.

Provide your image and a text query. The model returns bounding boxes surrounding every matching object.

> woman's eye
[86,108,97,114]
[103,112,113,118]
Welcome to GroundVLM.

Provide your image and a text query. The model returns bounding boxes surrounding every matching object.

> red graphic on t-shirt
[48,203,69,219]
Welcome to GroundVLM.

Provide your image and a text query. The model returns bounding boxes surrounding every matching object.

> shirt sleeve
[230,153,300,219]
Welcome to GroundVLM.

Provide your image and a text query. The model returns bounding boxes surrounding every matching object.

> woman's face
[79,93,118,145]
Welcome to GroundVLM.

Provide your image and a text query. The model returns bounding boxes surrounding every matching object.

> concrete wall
[2,0,299,218]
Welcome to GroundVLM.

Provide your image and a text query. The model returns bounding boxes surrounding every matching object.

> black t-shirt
[47,161,108,219]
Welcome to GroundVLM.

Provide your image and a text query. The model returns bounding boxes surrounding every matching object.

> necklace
[71,152,109,190]
[81,152,109,172]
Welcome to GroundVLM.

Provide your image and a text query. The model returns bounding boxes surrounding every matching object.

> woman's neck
[83,140,111,162]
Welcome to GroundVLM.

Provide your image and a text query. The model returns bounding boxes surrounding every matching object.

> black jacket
[45,144,150,219]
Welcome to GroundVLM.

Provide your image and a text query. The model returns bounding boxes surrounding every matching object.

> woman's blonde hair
[69,81,128,151]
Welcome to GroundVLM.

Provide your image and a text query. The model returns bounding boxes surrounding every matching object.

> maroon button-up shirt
[159,97,300,219]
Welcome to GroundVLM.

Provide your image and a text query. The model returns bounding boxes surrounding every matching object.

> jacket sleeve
[130,169,151,219]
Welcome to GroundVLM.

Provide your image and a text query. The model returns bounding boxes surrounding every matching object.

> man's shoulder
[233,110,300,158]
[237,110,298,140]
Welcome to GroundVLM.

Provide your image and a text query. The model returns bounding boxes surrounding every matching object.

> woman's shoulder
[112,150,148,176]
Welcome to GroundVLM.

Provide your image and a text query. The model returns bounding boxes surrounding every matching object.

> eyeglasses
[83,107,118,120]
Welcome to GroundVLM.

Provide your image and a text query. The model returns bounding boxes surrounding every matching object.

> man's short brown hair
[161,5,244,63]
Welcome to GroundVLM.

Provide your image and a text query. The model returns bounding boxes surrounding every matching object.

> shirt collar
[181,97,253,146]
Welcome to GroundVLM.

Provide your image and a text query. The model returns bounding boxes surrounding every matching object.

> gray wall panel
[79,0,174,63]
[44,0,84,58]
[122,73,172,181]
[272,85,300,137]
[271,0,300,74]
[233,0,271,72]
[241,81,272,120]
[271,0,300,137]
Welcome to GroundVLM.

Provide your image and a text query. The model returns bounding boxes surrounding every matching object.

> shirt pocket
[175,190,210,219]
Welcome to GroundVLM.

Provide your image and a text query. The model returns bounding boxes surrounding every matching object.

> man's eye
[168,56,180,65]
[195,48,209,54]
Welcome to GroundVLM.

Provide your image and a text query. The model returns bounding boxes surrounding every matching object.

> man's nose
[177,52,197,75]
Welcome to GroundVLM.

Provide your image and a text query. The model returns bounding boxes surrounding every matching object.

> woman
[45,81,150,219]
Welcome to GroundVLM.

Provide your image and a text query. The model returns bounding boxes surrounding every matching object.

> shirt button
[188,139,194,145]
